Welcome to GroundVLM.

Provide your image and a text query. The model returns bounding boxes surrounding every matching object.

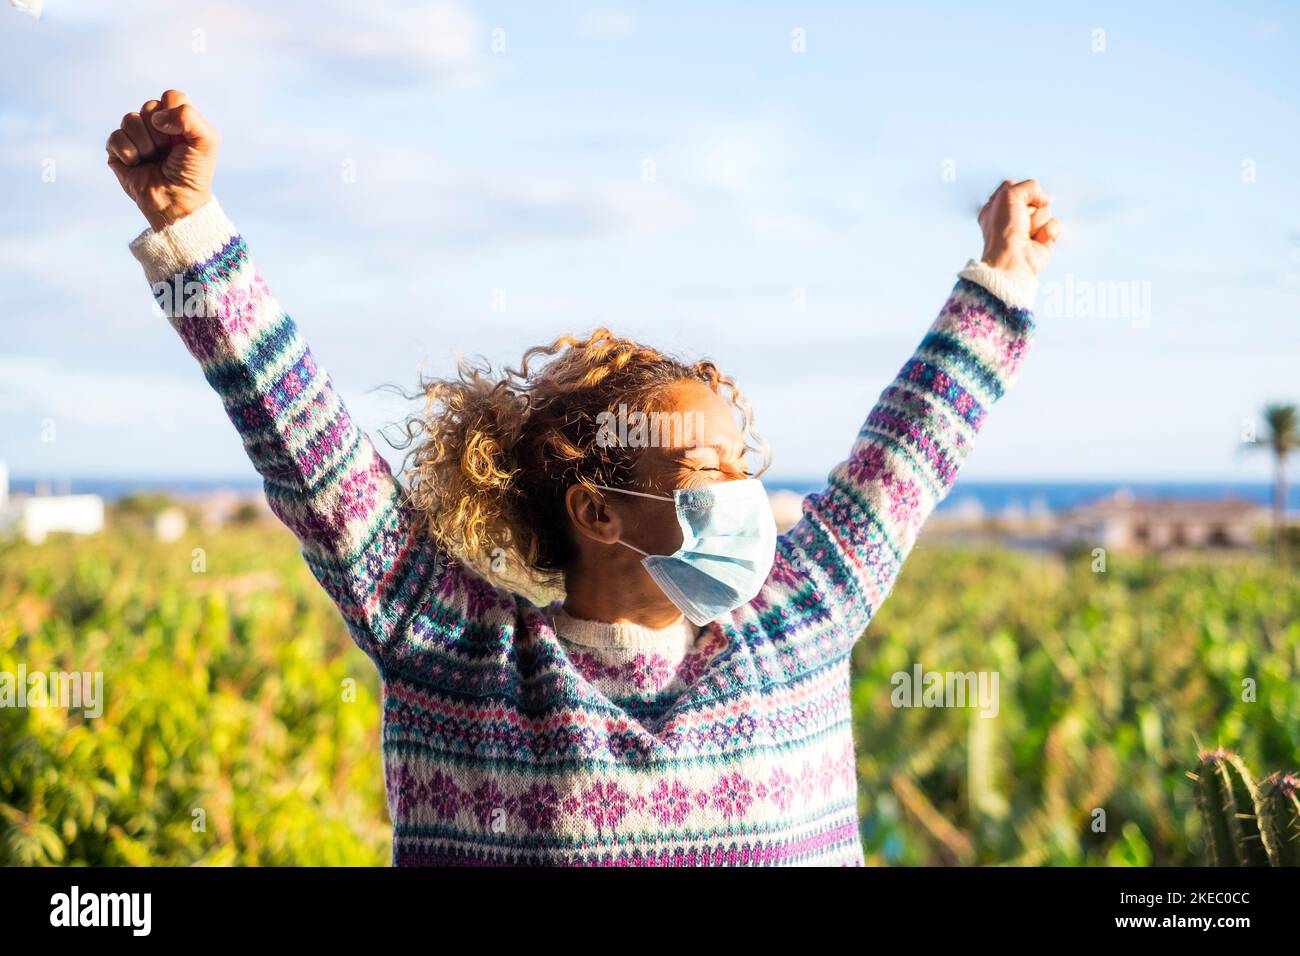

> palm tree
[1247,404,1299,547]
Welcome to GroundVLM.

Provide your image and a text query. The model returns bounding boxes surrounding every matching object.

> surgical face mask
[594,478,778,626]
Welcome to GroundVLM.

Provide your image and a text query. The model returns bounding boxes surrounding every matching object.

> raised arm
[779,179,1061,641]
[108,91,435,666]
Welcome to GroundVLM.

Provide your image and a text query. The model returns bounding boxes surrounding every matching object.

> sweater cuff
[958,259,1039,311]
[128,198,238,283]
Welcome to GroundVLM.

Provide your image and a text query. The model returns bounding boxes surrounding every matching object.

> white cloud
[744,210,833,244]
[5,0,491,101]
[695,130,778,195]
[9,0,43,20]
[301,0,489,86]
[581,8,635,38]
[0,357,216,430]
[243,138,696,246]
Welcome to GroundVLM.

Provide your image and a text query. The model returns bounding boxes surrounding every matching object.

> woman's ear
[565,484,622,545]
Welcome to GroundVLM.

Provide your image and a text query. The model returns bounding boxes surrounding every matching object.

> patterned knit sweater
[129,199,1037,866]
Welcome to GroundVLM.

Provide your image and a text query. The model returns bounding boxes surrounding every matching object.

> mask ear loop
[590,483,671,557]
[591,483,673,502]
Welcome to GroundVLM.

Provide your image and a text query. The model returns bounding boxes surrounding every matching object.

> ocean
[769,480,1297,515]
[7,476,1296,515]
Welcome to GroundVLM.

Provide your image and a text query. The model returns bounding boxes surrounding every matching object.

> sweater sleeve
[775,260,1038,643]
[128,198,438,666]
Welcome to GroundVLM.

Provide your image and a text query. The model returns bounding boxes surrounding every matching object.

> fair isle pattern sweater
[129,199,1037,867]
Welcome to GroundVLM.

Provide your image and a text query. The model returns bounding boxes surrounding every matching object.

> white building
[153,507,188,542]
[1056,491,1261,551]
[0,462,105,544]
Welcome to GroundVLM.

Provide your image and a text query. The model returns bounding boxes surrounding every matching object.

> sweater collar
[546,601,701,650]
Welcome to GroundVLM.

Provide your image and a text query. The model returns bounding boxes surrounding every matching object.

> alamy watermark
[1040,273,1152,328]
[50,886,151,936]
[0,664,104,718]
[150,273,214,318]
[890,664,1000,718]
[595,403,707,449]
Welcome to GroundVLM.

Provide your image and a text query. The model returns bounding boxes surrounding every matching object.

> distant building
[1056,491,1261,550]
[153,507,189,542]
[196,488,275,529]
[948,496,986,522]
[0,462,106,544]
[14,494,106,544]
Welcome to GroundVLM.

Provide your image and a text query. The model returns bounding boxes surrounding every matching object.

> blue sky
[1,0,1297,484]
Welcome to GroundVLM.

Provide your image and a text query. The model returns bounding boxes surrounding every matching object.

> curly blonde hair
[392,328,768,594]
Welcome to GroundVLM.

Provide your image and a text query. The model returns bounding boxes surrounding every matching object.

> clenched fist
[978,179,1061,278]
[107,90,219,231]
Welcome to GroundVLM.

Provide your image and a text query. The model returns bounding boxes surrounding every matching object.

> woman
[108,90,1060,866]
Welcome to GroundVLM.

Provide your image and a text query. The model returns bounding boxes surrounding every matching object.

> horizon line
[4,473,1284,487]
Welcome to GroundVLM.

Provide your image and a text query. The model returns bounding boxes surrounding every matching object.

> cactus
[1190,750,1299,866]
[1256,772,1300,867]
[1191,749,1270,866]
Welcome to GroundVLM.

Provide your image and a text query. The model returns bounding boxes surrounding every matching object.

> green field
[2,520,1296,865]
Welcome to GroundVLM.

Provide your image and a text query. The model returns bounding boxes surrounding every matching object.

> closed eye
[702,464,752,478]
